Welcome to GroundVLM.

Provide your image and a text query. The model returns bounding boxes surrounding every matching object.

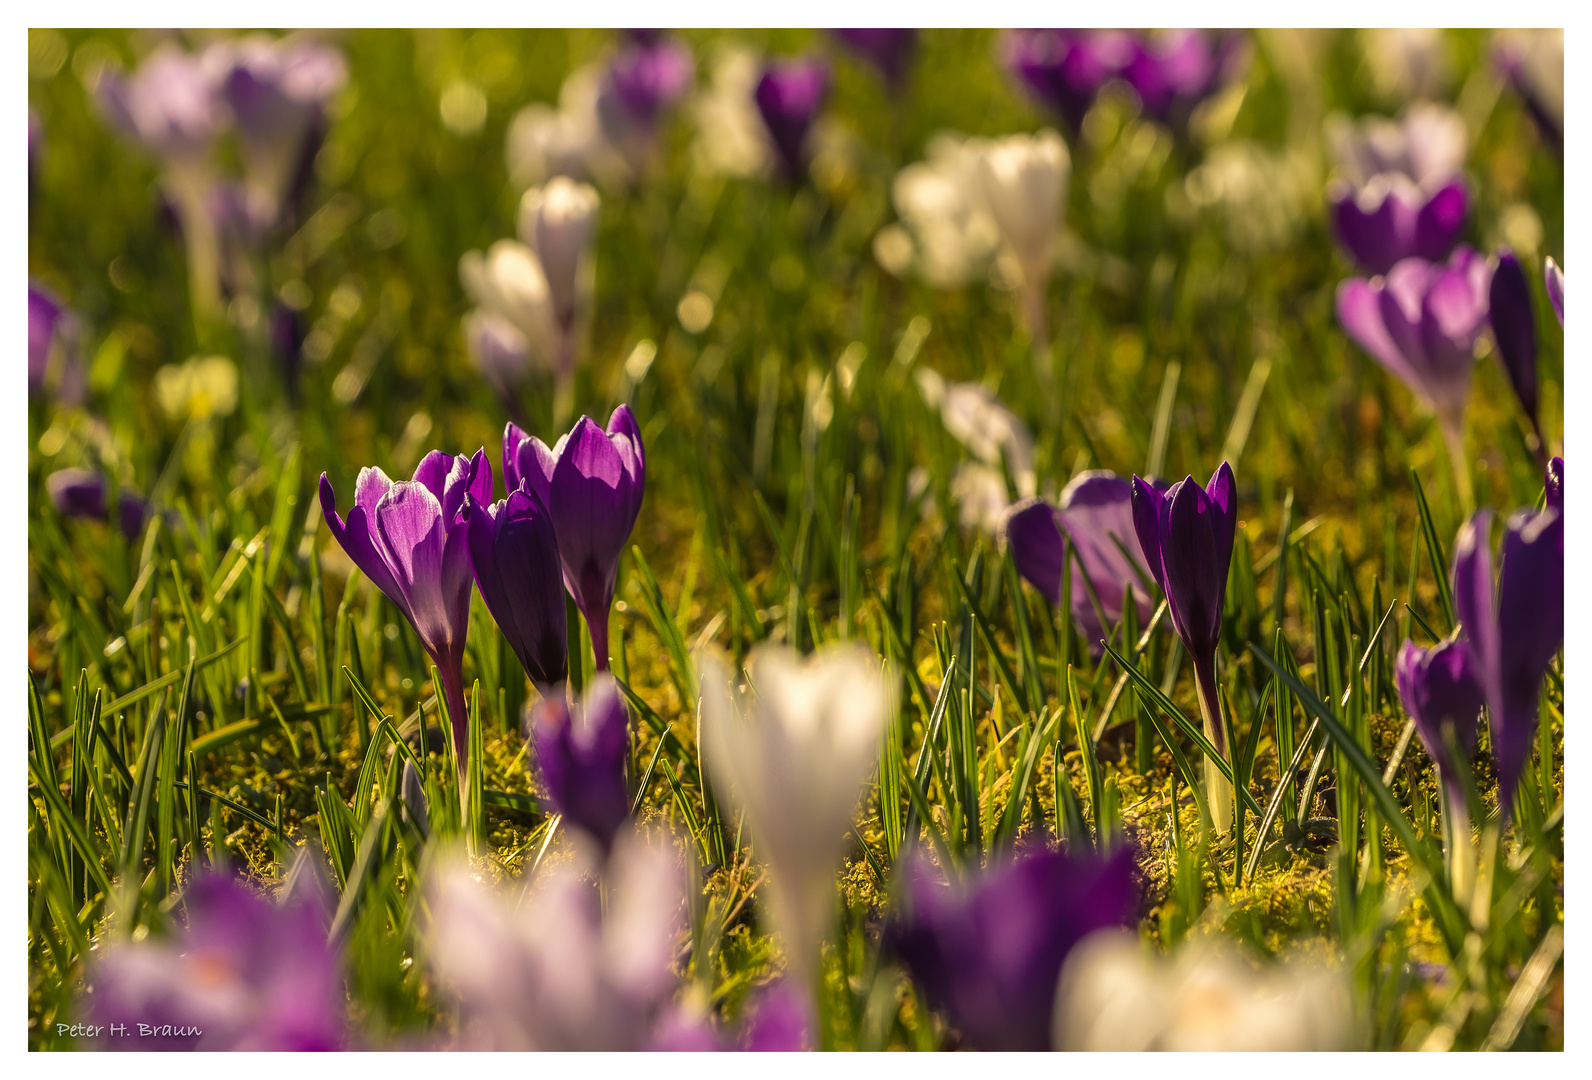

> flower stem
[1440,419,1474,516]
[586,604,610,673]
[1192,652,1232,835]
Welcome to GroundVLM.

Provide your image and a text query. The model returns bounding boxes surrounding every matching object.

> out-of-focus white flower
[950,462,1012,534]
[1326,101,1467,191]
[915,368,1035,497]
[690,45,772,178]
[459,240,559,370]
[698,645,890,986]
[887,133,1002,288]
[1053,930,1354,1051]
[426,830,687,1050]
[978,130,1069,286]
[519,177,599,338]
[505,65,631,191]
[1361,28,1453,103]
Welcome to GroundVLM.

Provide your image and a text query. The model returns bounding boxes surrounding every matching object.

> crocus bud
[46,469,148,538]
[1545,257,1564,326]
[1452,506,1563,815]
[832,29,916,89]
[319,450,490,764]
[699,644,890,989]
[530,675,630,852]
[463,486,567,691]
[504,407,645,671]
[1336,246,1491,440]
[1488,247,1540,441]
[518,176,600,336]
[753,57,830,179]
[891,845,1137,1051]
[28,283,85,404]
[977,129,1069,340]
[1132,462,1237,829]
[1122,30,1248,132]
[459,240,559,370]
[1394,639,1484,811]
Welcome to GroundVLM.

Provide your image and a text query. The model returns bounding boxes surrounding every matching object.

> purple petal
[532,675,631,851]
[1337,277,1424,393]
[1159,475,1227,660]
[1002,498,1067,607]
[1394,638,1483,806]
[549,417,641,620]
[319,472,402,606]
[739,982,813,1051]
[411,450,454,505]
[754,57,830,177]
[1129,475,1169,598]
[1414,179,1469,262]
[832,29,916,87]
[1056,472,1157,633]
[1488,247,1539,424]
[1494,508,1563,808]
[373,481,451,656]
[1544,258,1564,326]
[466,490,568,688]
[1451,509,1500,725]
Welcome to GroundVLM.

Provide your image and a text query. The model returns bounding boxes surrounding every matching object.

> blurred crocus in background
[977,129,1069,355]
[753,56,830,181]
[530,674,631,854]
[504,407,646,672]
[1488,247,1547,460]
[832,29,916,90]
[462,308,532,413]
[874,132,1001,288]
[1120,30,1249,139]
[1494,29,1563,153]
[1001,29,1134,135]
[1053,930,1352,1050]
[426,830,687,1050]
[1325,103,1469,276]
[1004,471,1159,649]
[690,45,773,179]
[1131,462,1237,830]
[80,857,345,1050]
[1394,638,1485,895]
[46,468,148,539]
[891,845,1136,1051]
[319,450,490,772]
[28,283,86,405]
[463,484,567,692]
[700,644,890,992]
[1452,503,1563,820]
[598,30,694,172]
[1336,245,1491,508]
[460,240,559,385]
[518,176,600,413]
[1545,257,1564,326]
[914,368,1036,498]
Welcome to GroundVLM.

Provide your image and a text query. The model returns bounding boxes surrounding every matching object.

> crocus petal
[1451,509,1501,722]
[1394,639,1483,805]
[1544,257,1564,326]
[1337,278,1425,394]
[532,674,631,851]
[1413,178,1469,262]
[1056,471,1158,632]
[549,416,638,618]
[506,423,559,508]
[1494,508,1563,807]
[319,472,403,606]
[1489,247,1539,424]
[1159,476,1225,658]
[373,481,451,657]
[467,489,568,688]
[607,404,647,506]
[412,450,454,505]
[1002,498,1067,607]
[1129,476,1170,597]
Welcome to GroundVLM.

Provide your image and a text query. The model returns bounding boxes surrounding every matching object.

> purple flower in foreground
[1489,247,1541,448]
[80,859,344,1050]
[891,845,1137,1051]
[1395,639,1485,812]
[1003,471,1159,648]
[832,29,917,89]
[427,829,686,1050]
[1001,29,1133,133]
[1545,257,1564,326]
[1336,247,1491,444]
[1132,462,1237,828]
[1452,505,1563,815]
[463,485,567,690]
[1546,456,1563,511]
[46,469,148,538]
[504,407,645,671]
[753,57,830,179]
[531,674,629,852]
[319,450,489,761]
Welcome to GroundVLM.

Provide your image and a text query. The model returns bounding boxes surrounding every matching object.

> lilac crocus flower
[1546,456,1563,511]
[1488,247,1544,452]
[1336,246,1491,471]
[606,34,694,124]
[503,407,645,671]
[1131,462,1237,829]
[891,845,1137,1051]
[832,29,917,89]
[80,860,345,1050]
[1545,257,1564,326]
[1122,30,1248,133]
[1452,505,1563,815]
[1326,104,1469,276]
[46,469,148,538]
[319,450,490,762]
[1003,471,1159,648]
[463,485,567,690]
[1395,639,1485,814]
[530,674,629,853]
[1001,29,1134,134]
[28,283,85,404]
[753,57,830,179]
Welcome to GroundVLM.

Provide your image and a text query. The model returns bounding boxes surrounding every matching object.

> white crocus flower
[888,132,1002,289]
[915,368,1036,498]
[1053,930,1354,1051]
[426,829,686,1051]
[519,177,600,345]
[458,240,559,371]
[977,129,1069,343]
[504,63,632,191]
[698,645,891,988]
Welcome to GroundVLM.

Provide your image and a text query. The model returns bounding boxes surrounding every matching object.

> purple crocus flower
[1131,462,1237,827]
[1545,257,1564,326]
[1394,638,1485,813]
[891,845,1137,1051]
[531,675,630,853]
[96,45,227,164]
[1001,29,1134,134]
[28,283,84,403]
[319,449,490,761]
[46,469,148,538]
[832,29,917,89]
[1122,30,1248,132]
[753,57,830,179]
[464,485,567,691]
[607,34,694,124]
[503,407,645,671]
[1336,246,1491,448]
[1489,247,1544,451]
[80,862,345,1050]
[1003,471,1159,648]
[1546,456,1563,511]
[1452,505,1563,815]
[1326,105,1470,276]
